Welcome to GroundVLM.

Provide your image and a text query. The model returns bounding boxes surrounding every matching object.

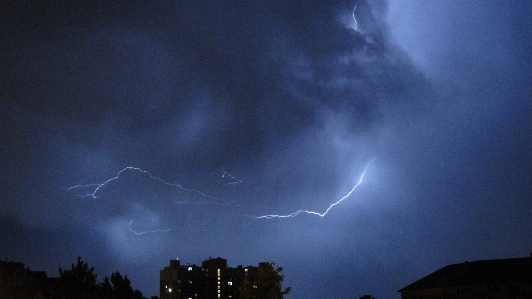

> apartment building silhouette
[160,257,258,299]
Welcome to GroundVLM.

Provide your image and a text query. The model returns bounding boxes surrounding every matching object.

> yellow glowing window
[228,282,232,286]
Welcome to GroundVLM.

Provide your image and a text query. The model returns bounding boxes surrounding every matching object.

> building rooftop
[398,255,532,292]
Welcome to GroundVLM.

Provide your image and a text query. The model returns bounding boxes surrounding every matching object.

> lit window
[245,268,248,272]
[218,286,221,290]
[228,282,232,286]
[188,267,193,271]
[253,285,257,289]
[168,288,172,292]
[189,280,192,284]
[217,295,220,298]
[218,276,220,281]
[217,268,220,273]
[166,285,168,288]
[229,296,232,298]
[218,290,221,293]
[218,282,220,285]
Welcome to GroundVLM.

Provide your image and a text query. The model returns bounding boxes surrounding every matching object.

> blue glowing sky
[1,1,531,298]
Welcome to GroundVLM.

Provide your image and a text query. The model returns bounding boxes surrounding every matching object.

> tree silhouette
[359,294,376,299]
[109,271,145,299]
[100,275,114,299]
[240,262,291,299]
[51,257,147,299]
[54,256,98,299]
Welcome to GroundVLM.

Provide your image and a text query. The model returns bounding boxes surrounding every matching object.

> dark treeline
[50,257,158,299]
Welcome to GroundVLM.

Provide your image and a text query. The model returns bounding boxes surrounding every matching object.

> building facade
[160,257,257,299]
[398,254,532,299]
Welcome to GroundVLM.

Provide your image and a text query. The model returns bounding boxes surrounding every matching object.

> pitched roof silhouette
[398,256,532,292]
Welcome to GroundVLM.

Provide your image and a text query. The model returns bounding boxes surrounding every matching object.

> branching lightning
[66,159,374,235]
[65,167,237,235]
[254,158,374,219]
[64,166,218,200]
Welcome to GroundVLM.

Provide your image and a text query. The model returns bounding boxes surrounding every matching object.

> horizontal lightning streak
[254,158,374,219]
[65,167,236,235]
[221,171,243,185]
[64,166,217,200]
[127,220,172,236]
[207,170,243,186]
[173,200,236,206]
[66,160,373,235]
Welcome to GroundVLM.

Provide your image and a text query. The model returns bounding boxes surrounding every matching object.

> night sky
[1,1,531,298]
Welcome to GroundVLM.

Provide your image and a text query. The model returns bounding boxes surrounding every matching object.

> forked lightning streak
[64,166,218,200]
[254,159,374,219]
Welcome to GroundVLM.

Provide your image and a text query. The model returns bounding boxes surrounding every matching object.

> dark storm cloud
[1,1,531,298]
[3,0,428,144]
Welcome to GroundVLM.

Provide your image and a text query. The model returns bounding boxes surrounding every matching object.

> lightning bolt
[352,2,358,31]
[64,166,218,200]
[127,220,172,236]
[66,159,374,235]
[65,167,236,235]
[207,170,243,186]
[221,171,243,185]
[173,200,236,205]
[254,158,374,219]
